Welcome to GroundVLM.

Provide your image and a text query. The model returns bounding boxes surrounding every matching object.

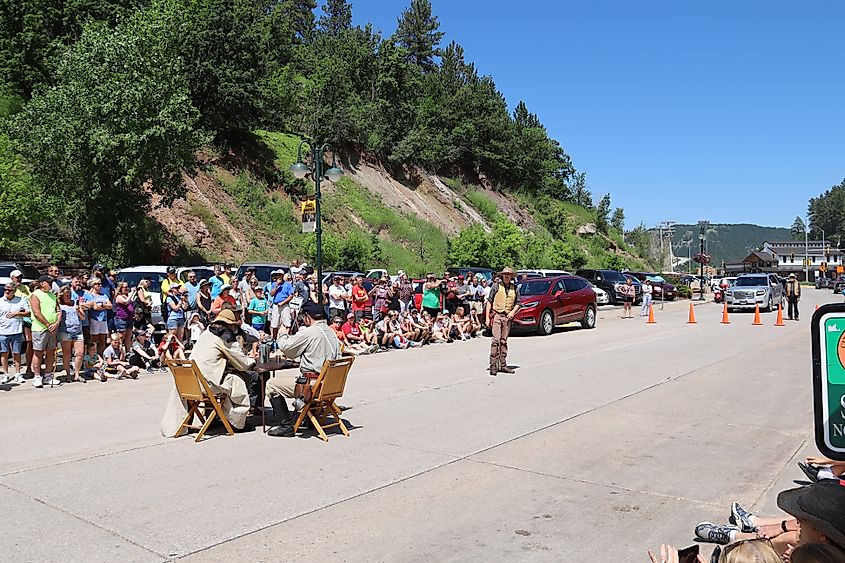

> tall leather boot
[267,396,294,437]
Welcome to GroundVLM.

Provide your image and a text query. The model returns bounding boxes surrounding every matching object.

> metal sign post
[812,304,845,461]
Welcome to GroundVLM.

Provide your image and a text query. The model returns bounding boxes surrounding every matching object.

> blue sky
[340,0,845,230]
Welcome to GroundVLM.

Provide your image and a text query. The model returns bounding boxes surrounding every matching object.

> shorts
[424,307,440,319]
[271,304,291,329]
[166,316,185,330]
[114,318,129,331]
[0,333,23,354]
[58,332,84,343]
[251,322,265,332]
[89,319,109,336]
[32,330,57,351]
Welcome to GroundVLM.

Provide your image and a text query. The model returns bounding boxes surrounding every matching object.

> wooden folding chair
[167,359,235,442]
[292,356,355,442]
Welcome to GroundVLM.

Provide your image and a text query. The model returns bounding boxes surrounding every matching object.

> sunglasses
[4,288,15,292]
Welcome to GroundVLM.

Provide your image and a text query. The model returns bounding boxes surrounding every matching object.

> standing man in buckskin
[486,267,521,376]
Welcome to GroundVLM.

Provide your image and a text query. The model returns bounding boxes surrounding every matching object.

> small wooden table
[254,360,290,433]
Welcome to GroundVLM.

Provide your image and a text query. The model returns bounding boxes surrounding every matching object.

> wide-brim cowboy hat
[499,267,516,276]
[214,309,239,325]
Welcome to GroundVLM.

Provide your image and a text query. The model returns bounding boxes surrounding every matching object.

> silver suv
[725,273,784,312]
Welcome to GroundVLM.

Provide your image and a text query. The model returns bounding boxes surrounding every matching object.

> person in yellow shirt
[220,264,232,285]
[160,267,184,301]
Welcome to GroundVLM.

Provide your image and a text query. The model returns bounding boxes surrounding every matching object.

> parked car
[0,261,40,287]
[236,263,290,286]
[629,272,677,300]
[516,270,545,280]
[817,275,836,290]
[576,269,642,304]
[589,282,610,305]
[179,266,215,283]
[513,275,597,335]
[321,271,365,287]
[834,276,845,294]
[115,266,169,334]
[725,273,785,312]
[447,267,494,282]
[678,274,697,287]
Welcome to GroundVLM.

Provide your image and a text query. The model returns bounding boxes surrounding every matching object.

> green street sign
[812,304,845,460]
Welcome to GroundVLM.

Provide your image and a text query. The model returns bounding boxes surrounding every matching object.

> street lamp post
[699,232,706,301]
[290,141,344,307]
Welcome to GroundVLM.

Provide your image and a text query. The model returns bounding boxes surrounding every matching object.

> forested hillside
[671,223,790,265]
[0,0,653,274]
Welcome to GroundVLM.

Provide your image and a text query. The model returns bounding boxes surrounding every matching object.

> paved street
[0,290,836,562]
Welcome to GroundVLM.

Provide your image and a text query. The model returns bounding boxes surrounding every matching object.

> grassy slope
[178,130,651,274]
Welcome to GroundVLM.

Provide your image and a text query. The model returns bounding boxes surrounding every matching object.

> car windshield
[518,280,552,296]
[116,271,166,292]
[0,265,15,277]
[735,276,768,287]
[182,267,214,282]
[647,275,666,283]
[244,266,289,283]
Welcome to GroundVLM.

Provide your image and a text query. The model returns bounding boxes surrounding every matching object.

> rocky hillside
[145,130,651,275]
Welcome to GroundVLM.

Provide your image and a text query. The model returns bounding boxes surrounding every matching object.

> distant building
[724,240,841,281]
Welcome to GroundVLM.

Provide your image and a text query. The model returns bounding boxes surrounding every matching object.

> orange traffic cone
[775,304,785,326]
[687,303,697,324]
[647,303,656,324]
[721,302,731,324]
[752,304,762,325]
[816,304,820,311]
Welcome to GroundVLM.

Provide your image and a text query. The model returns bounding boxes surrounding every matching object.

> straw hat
[499,267,516,276]
[214,309,238,325]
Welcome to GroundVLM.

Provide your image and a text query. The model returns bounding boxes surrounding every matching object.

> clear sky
[341,0,845,230]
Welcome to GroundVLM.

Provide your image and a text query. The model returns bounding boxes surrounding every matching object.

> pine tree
[611,208,625,232]
[318,0,352,35]
[596,194,611,234]
[790,216,806,240]
[395,0,444,70]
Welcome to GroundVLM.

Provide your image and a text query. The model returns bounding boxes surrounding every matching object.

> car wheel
[581,305,596,329]
[538,309,554,335]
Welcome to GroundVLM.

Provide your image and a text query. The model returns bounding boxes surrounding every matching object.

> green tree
[0,0,141,98]
[611,207,625,232]
[8,19,205,262]
[790,216,806,241]
[569,171,593,209]
[488,216,524,270]
[603,253,625,270]
[447,224,490,267]
[395,0,444,70]
[144,0,275,137]
[596,194,611,234]
[318,0,352,35]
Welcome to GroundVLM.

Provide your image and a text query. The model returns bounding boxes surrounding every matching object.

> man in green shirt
[30,275,61,388]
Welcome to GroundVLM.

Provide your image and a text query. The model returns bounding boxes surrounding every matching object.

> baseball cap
[346,312,354,319]
[777,480,845,548]
[10,269,22,278]
[167,266,177,273]
[38,274,53,283]
[301,302,324,319]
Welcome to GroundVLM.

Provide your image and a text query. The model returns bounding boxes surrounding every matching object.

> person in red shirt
[341,313,375,354]
[350,276,370,322]
[211,285,236,316]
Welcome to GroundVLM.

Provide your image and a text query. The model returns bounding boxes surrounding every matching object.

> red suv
[513,275,597,335]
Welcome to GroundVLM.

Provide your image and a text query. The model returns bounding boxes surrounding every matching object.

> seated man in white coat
[161,309,256,437]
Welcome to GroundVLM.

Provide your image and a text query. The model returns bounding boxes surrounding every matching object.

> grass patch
[323,177,448,275]
[463,188,499,223]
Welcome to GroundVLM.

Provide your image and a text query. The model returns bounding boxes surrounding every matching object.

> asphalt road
[0,290,835,562]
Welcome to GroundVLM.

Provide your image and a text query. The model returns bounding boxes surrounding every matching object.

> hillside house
[724,240,841,280]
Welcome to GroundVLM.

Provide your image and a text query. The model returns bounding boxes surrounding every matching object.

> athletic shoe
[729,502,756,532]
[694,522,737,545]
[798,461,820,483]
[13,373,25,384]
[43,375,62,386]
[0,374,11,385]
[32,376,43,388]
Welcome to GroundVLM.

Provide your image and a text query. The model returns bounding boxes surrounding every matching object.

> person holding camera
[422,274,443,318]
[486,267,521,376]
[264,302,341,438]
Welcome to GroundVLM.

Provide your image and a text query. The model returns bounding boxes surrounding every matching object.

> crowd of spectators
[0,263,499,388]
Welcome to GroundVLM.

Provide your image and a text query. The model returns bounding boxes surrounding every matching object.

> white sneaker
[0,374,10,385]
[13,373,25,384]
[32,376,43,388]
[43,374,62,386]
